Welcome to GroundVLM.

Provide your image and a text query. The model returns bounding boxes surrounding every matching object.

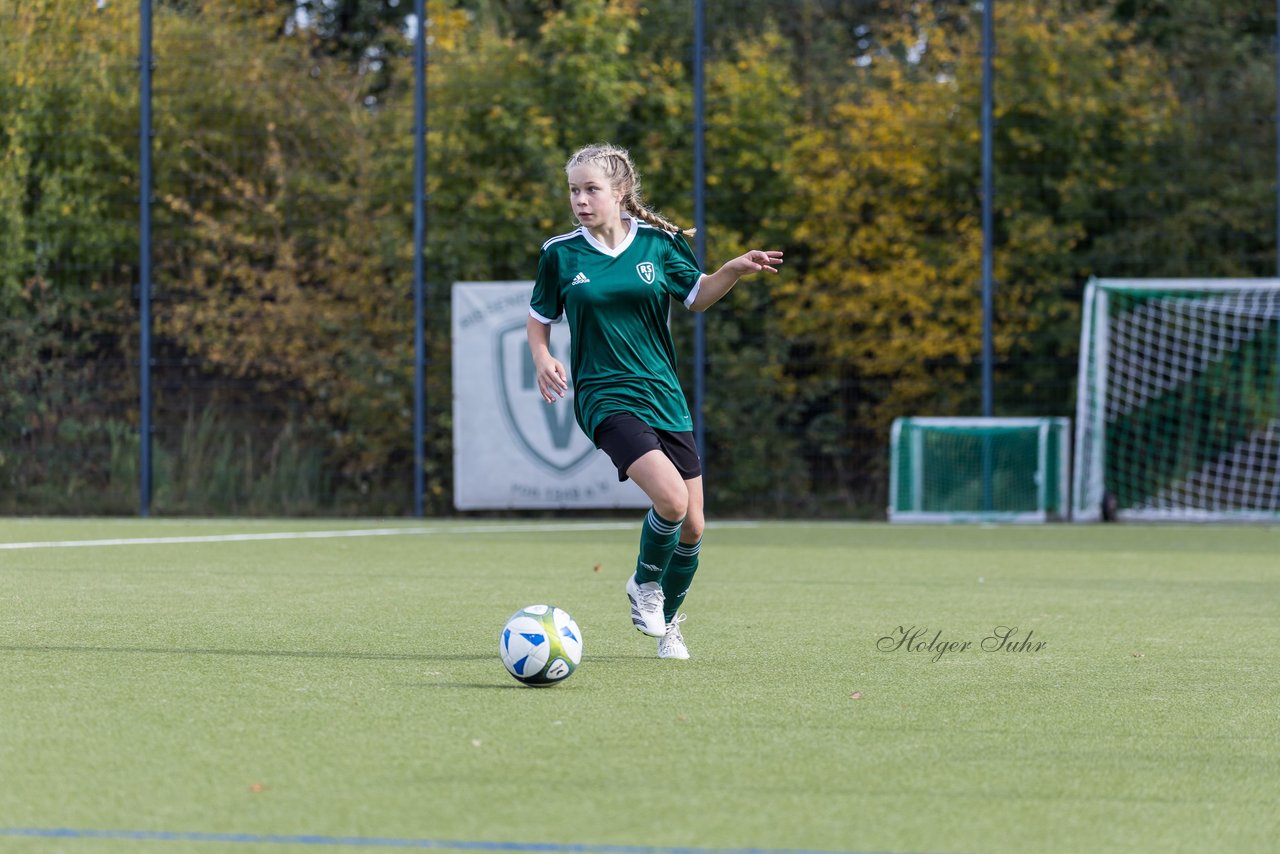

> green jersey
[529,217,704,443]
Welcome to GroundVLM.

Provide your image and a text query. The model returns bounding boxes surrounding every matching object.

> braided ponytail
[565,143,697,237]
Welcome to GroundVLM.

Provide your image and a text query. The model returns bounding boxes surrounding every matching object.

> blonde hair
[564,143,696,237]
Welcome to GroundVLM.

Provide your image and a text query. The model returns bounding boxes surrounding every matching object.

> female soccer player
[527,142,783,659]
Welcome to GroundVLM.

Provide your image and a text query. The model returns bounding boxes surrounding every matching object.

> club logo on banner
[495,322,594,474]
[451,281,648,510]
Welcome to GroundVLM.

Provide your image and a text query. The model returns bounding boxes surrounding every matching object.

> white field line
[0,520,760,551]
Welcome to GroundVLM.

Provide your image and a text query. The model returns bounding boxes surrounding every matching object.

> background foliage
[1,0,1277,515]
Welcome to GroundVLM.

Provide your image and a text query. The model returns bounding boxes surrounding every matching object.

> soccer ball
[499,605,583,687]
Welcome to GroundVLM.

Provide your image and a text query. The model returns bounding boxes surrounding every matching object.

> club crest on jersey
[636,262,656,285]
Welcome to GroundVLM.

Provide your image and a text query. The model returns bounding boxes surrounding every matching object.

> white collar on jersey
[579,213,638,258]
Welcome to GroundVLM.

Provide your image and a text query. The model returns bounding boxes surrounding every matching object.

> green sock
[634,507,683,585]
[662,538,701,622]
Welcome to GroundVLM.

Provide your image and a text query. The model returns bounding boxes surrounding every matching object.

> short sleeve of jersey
[529,246,562,323]
[662,233,703,303]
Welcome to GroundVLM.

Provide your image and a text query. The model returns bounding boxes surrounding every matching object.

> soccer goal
[1073,278,1280,522]
[889,417,1072,523]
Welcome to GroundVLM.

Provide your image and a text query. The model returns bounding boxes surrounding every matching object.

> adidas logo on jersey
[570,272,590,286]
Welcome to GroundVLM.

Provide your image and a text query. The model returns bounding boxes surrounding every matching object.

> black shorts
[594,412,702,483]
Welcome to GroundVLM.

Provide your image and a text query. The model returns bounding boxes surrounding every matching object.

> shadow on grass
[415,653,654,690]
[419,682,528,690]
[0,644,489,663]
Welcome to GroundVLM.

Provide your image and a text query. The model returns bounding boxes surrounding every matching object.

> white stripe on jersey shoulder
[540,228,585,252]
[683,274,707,308]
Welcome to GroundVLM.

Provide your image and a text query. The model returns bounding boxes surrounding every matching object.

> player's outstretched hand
[731,250,784,276]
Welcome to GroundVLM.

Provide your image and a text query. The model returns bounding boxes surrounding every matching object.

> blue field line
[0,828,903,854]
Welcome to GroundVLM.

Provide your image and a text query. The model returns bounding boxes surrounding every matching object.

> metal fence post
[413,0,428,517]
[693,0,707,463]
[139,0,153,517]
[980,0,996,511]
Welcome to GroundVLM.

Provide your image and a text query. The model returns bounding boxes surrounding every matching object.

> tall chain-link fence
[2,0,1277,517]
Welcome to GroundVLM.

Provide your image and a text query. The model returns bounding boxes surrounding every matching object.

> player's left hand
[736,250,783,275]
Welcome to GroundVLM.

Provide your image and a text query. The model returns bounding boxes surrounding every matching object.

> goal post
[889,417,1071,523]
[1072,278,1280,522]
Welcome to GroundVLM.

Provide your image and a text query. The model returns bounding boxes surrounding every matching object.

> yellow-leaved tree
[145,0,471,510]
[0,0,140,511]
[777,2,1176,499]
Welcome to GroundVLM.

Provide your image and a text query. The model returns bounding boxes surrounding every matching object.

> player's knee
[651,479,689,523]
[655,491,688,523]
[680,512,704,542]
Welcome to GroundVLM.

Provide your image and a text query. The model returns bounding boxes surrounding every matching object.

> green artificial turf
[0,519,1277,854]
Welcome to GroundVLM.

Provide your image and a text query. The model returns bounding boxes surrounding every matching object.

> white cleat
[625,574,667,637]
[658,613,689,660]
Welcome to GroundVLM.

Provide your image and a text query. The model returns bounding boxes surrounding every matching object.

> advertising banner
[451,282,648,510]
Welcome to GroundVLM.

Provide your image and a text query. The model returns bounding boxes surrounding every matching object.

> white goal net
[1073,278,1280,522]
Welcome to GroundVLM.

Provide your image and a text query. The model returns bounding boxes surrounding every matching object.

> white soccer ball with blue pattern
[499,605,583,686]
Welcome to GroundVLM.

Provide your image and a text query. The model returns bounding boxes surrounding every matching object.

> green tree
[1093,0,1277,276]
[143,0,454,511]
[689,27,809,513]
[7,0,1273,518]
[0,0,140,511]
[779,2,1177,504]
